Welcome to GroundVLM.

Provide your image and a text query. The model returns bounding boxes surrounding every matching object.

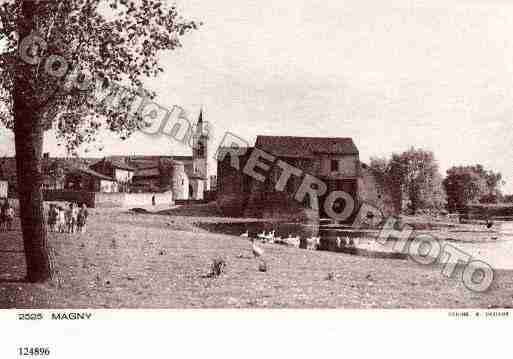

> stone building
[90,158,135,192]
[216,135,395,223]
[0,109,210,200]
[128,109,210,200]
[65,168,119,193]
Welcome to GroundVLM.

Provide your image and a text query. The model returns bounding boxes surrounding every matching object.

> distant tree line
[370,147,508,214]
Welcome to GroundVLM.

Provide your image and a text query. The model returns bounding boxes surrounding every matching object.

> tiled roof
[255,136,358,158]
[91,158,136,171]
[134,167,161,178]
[69,168,116,181]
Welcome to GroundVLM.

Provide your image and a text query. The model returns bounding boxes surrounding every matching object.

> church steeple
[196,107,205,137]
[198,107,203,125]
[192,107,208,180]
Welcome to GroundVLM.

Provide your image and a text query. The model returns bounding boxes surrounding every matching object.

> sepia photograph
[1,0,513,310]
[0,1,513,353]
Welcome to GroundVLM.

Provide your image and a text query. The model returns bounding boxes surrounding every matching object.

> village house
[65,168,119,193]
[127,109,210,200]
[216,135,395,222]
[0,110,211,200]
[41,155,66,190]
[89,158,135,192]
[131,166,162,192]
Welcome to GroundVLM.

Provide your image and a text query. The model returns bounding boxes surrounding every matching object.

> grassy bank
[1,205,512,308]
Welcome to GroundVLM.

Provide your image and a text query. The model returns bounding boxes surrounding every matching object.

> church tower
[192,108,209,193]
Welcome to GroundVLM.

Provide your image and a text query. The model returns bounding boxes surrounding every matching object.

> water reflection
[196,221,513,267]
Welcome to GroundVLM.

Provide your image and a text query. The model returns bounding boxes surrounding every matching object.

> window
[331,159,339,172]
[286,177,295,194]
[197,142,205,157]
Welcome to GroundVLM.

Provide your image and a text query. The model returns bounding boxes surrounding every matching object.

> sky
[1,0,513,192]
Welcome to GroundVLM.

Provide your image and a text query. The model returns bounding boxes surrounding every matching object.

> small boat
[240,230,249,238]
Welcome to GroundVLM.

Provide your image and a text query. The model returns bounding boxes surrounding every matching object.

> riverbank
[1,204,512,308]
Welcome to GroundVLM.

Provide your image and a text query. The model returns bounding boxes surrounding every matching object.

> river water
[198,221,513,269]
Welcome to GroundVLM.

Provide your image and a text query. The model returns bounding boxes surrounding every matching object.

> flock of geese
[240,229,358,259]
[240,229,319,244]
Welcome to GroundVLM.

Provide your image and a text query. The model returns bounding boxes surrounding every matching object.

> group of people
[0,198,14,231]
[47,202,89,234]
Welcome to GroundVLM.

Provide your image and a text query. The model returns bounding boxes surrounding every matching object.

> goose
[285,234,300,245]
[250,238,264,258]
[270,236,281,244]
[257,231,267,240]
[307,236,320,243]
[486,219,494,229]
[266,230,276,241]
[339,236,348,247]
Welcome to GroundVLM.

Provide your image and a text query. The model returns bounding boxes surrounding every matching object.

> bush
[208,258,227,278]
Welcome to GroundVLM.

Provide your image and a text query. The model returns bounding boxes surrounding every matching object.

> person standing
[47,204,58,232]
[57,206,66,233]
[4,201,14,231]
[0,198,6,231]
[77,203,89,234]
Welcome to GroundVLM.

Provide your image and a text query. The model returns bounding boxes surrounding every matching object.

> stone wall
[43,190,96,207]
[43,190,173,208]
[216,148,253,217]
[189,179,205,200]
[124,192,173,207]
[242,157,325,222]
[357,167,396,219]
[243,175,317,222]
[94,192,126,207]
[463,204,513,220]
[204,190,217,202]
[216,148,397,223]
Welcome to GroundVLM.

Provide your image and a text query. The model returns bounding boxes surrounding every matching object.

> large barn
[216,135,395,222]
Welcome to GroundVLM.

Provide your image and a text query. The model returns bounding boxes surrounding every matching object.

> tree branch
[34,0,92,113]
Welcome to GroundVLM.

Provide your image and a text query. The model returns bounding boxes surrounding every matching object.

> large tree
[503,194,513,203]
[0,0,199,282]
[371,147,446,214]
[443,165,503,212]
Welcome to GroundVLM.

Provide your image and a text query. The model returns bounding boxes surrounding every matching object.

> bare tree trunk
[10,0,54,284]
[13,101,53,283]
